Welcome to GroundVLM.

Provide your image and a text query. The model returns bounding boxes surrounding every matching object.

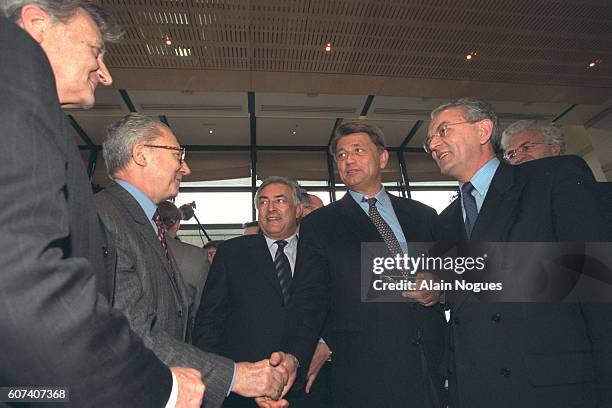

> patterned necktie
[461,182,479,238]
[274,240,292,305]
[363,197,403,256]
[153,209,176,280]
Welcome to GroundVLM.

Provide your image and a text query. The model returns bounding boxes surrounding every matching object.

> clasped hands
[231,352,298,408]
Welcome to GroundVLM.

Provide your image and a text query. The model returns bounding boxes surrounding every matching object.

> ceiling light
[587,59,602,69]
[165,36,172,46]
[325,42,332,52]
[466,51,477,61]
[292,130,297,135]
[209,130,214,134]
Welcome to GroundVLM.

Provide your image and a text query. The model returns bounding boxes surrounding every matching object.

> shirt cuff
[227,363,237,396]
[165,370,178,408]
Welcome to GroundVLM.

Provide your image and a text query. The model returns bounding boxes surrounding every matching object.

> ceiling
[71,0,612,185]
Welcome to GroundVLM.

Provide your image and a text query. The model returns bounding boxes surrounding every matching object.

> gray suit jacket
[0,17,172,406]
[168,239,210,317]
[96,181,234,407]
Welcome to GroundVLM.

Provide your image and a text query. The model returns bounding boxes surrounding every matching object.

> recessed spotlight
[165,36,172,46]
[466,51,477,61]
[209,130,214,134]
[587,59,602,69]
[324,42,332,52]
[292,130,297,135]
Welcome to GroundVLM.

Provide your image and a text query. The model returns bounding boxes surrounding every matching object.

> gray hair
[431,98,501,153]
[500,120,566,154]
[254,176,302,207]
[1,0,123,42]
[103,114,162,176]
[329,121,386,158]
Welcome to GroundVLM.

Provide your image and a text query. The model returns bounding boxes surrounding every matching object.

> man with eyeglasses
[499,119,566,164]
[95,114,295,407]
[279,122,446,407]
[426,98,612,408]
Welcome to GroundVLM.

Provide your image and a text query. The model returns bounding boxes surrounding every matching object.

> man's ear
[295,203,304,220]
[132,144,148,167]
[478,119,494,145]
[379,149,389,169]
[18,4,51,43]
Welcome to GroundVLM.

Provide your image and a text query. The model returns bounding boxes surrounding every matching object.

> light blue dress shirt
[459,157,500,220]
[349,187,407,244]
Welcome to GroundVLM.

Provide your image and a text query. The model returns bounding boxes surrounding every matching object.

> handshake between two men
[173,352,300,408]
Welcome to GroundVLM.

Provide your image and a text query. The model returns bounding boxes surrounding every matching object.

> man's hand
[255,396,290,408]
[402,272,440,307]
[232,355,288,400]
[170,367,205,408]
[305,342,331,393]
[269,352,298,399]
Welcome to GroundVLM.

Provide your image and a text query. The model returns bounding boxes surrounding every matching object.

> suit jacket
[193,234,328,407]
[283,192,446,407]
[437,156,612,408]
[0,17,171,407]
[167,238,210,340]
[96,181,234,407]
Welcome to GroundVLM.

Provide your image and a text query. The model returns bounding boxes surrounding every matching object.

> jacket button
[178,310,183,319]
[491,313,501,323]
[103,247,109,257]
[500,368,511,377]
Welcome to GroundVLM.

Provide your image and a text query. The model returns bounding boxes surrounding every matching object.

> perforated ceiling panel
[102,0,611,89]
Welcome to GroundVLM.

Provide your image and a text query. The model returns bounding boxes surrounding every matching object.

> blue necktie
[461,182,478,238]
[274,240,292,305]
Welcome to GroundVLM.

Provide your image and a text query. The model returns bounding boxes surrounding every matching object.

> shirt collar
[461,157,500,197]
[349,186,389,206]
[264,232,298,251]
[114,178,158,222]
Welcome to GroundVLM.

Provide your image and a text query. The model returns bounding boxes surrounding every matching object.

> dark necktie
[153,209,176,280]
[274,240,292,305]
[363,197,403,256]
[461,182,479,238]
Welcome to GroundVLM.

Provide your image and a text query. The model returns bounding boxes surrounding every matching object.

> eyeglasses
[423,120,479,153]
[143,144,186,164]
[503,142,551,162]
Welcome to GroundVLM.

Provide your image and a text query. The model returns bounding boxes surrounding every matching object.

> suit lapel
[471,163,523,241]
[249,235,284,299]
[337,193,383,243]
[106,182,181,294]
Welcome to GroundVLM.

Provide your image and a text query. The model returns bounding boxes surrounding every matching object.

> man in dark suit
[194,176,332,408]
[96,114,294,407]
[0,3,204,406]
[426,97,612,408]
[281,122,446,407]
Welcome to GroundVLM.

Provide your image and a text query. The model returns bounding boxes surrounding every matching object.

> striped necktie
[461,182,479,238]
[274,240,292,305]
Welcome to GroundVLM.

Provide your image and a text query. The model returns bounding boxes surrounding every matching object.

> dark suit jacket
[283,192,446,407]
[0,17,171,406]
[193,234,328,407]
[96,181,234,407]
[438,156,612,408]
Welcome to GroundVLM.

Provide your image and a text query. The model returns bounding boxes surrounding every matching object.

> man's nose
[180,161,191,176]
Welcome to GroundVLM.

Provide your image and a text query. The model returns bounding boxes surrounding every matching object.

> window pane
[175,191,253,224]
[411,190,458,214]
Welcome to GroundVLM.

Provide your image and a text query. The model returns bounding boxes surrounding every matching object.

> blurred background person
[203,240,223,265]
[500,119,566,164]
